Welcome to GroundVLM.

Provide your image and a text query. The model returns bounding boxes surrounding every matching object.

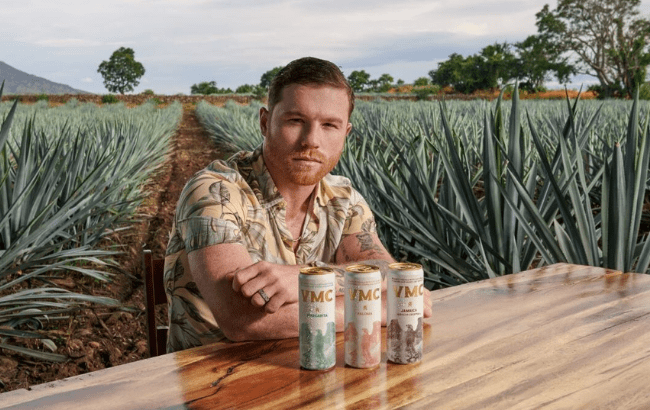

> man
[164,56,432,352]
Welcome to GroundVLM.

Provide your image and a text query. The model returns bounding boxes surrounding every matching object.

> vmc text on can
[387,262,424,364]
[344,264,382,368]
[299,266,336,370]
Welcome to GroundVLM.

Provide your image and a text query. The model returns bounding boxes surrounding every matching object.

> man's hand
[188,243,303,341]
[230,261,300,314]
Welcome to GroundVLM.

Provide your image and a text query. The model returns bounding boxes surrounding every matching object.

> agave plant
[510,88,650,273]
[195,100,263,151]
[194,94,650,288]
[0,83,181,360]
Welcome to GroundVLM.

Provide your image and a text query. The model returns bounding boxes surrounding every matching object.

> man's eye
[289,118,302,123]
[324,123,337,128]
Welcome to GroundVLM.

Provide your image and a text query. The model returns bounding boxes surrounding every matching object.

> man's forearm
[232,295,348,340]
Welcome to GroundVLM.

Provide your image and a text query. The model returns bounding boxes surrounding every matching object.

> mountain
[0,61,91,95]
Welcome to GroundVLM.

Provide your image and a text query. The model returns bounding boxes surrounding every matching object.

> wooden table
[2,263,650,409]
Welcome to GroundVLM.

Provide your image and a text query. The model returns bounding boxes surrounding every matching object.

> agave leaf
[624,96,650,271]
[503,82,523,262]
[0,328,45,338]
[557,127,593,264]
[482,111,504,269]
[634,235,650,273]
[0,342,67,362]
[606,143,626,271]
[498,167,566,263]
[0,98,19,149]
[553,220,579,263]
[42,339,58,352]
[527,110,587,264]
[438,102,487,238]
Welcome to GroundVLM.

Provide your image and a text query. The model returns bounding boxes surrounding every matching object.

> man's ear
[260,107,269,137]
[346,122,352,137]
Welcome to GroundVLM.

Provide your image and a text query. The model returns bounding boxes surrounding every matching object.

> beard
[284,148,341,186]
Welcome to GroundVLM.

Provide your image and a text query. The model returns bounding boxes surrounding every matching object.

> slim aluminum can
[299,267,336,370]
[344,264,382,368]
[387,262,424,364]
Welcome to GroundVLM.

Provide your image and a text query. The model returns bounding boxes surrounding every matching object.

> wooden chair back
[143,249,168,357]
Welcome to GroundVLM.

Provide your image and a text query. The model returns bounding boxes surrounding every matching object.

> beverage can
[344,264,382,368]
[299,267,336,370]
[387,262,424,364]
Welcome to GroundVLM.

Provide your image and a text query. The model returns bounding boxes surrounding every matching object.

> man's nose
[300,122,321,148]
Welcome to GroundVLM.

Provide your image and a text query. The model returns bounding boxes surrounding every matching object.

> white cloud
[81,77,93,83]
[34,38,104,47]
[5,0,650,95]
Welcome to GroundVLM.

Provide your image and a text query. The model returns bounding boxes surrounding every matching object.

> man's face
[260,84,352,187]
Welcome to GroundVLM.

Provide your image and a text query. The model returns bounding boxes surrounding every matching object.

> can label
[387,263,424,364]
[299,267,336,370]
[344,264,382,368]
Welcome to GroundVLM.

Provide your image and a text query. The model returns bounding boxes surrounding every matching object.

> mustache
[291,150,326,163]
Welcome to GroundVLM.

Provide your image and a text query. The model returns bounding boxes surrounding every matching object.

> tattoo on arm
[338,240,353,262]
[356,232,383,256]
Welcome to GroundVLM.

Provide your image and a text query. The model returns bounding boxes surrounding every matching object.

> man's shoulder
[190,150,256,185]
[321,173,368,204]
[176,151,256,213]
[202,159,242,182]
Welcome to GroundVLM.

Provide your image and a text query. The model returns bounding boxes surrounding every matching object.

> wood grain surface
[2,263,650,409]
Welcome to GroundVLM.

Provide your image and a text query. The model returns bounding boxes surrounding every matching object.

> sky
[3,0,650,95]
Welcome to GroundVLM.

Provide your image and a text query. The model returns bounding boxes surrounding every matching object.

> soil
[0,103,235,393]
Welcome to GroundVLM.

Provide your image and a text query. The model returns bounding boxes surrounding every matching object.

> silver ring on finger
[258,288,270,304]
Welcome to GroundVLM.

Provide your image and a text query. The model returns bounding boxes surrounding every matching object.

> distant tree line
[98,0,650,99]
[429,0,650,98]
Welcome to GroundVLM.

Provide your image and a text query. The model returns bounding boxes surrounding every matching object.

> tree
[236,83,266,98]
[429,53,466,90]
[260,66,284,90]
[190,81,233,95]
[97,47,145,94]
[429,44,517,93]
[347,70,371,92]
[191,81,218,95]
[413,77,430,86]
[535,0,650,98]
[514,34,575,91]
[375,73,394,92]
[235,84,255,93]
[473,42,518,90]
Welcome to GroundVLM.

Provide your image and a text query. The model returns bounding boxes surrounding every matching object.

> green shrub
[413,77,431,86]
[102,94,120,104]
[142,89,155,95]
[252,85,267,100]
[146,97,163,105]
[235,84,255,94]
[36,93,49,102]
[413,85,440,101]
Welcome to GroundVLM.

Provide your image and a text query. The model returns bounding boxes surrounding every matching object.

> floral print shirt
[164,146,377,352]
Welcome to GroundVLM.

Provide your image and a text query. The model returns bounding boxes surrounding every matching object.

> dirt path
[0,103,230,393]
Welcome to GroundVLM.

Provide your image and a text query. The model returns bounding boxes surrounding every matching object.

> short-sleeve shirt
[164,146,377,352]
